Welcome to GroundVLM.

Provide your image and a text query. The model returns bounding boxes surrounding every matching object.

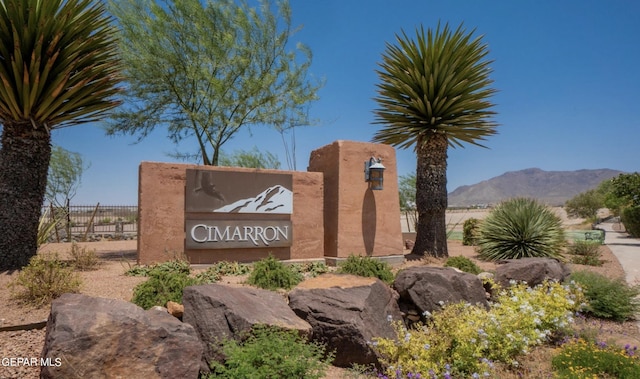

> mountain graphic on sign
[214,185,292,214]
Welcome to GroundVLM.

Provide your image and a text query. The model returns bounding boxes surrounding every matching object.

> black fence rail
[42,204,138,242]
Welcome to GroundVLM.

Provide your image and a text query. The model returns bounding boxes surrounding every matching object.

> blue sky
[51,0,640,205]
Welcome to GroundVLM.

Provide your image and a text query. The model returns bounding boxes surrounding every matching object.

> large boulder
[495,257,570,287]
[182,284,311,373]
[393,267,489,316]
[288,273,402,368]
[40,293,202,379]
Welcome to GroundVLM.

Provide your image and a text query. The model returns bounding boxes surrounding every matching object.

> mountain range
[448,168,623,207]
[215,185,293,214]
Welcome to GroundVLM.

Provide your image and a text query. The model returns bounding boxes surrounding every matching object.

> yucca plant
[477,198,566,261]
[0,0,121,270]
[373,22,497,258]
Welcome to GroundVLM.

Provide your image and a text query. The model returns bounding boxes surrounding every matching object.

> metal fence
[42,204,137,242]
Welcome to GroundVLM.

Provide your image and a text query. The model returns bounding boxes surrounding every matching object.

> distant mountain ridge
[448,168,623,207]
[215,185,293,214]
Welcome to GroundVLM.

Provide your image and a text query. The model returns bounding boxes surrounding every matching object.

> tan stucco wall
[308,140,404,259]
[138,162,324,265]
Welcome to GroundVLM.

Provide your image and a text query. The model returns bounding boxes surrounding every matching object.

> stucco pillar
[308,140,404,264]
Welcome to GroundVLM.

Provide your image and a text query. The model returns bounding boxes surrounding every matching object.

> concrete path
[598,221,640,285]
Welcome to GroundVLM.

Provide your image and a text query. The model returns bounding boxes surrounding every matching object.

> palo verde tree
[219,146,281,169]
[106,0,321,166]
[373,23,497,257]
[0,0,121,271]
[46,146,88,208]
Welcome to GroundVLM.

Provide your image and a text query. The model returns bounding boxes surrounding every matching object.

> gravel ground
[1,238,638,379]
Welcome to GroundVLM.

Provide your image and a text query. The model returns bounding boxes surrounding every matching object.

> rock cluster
[40,257,570,378]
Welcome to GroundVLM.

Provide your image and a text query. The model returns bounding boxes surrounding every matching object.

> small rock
[167,301,184,319]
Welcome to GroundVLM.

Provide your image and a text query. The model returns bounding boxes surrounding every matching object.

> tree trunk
[412,133,449,257]
[0,124,52,271]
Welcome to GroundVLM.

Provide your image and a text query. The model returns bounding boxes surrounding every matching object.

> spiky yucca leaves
[373,23,497,257]
[477,198,566,261]
[0,0,121,271]
[0,0,121,126]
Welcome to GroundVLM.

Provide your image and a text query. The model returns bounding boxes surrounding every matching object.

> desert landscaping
[2,207,640,378]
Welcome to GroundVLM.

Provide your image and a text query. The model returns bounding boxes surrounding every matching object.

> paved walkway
[599,221,640,285]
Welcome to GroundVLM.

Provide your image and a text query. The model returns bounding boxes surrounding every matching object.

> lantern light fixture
[364,157,385,190]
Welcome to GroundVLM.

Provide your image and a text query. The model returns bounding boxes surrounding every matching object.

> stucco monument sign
[137,140,404,265]
[185,170,293,249]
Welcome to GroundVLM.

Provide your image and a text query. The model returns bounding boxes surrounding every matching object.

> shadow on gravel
[97,250,137,261]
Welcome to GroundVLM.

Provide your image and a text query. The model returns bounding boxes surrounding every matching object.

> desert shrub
[9,254,81,307]
[622,206,640,238]
[337,255,394,284]
[462,218,481,246]
[194,261,252,283]
[247,255,303,290]
[208,261,251,276]
[194,269,221,283]
[37,209,59,246]
[69,242,99,270]
[552,338,640,378]
[568,270,640,321]
[443,256,482,274]
[125,259,191,277]
[477,198,566,261]
[373,281,584,378]
[208,324,333,379]
[290,261,330,278]
[567,240,602,266]
[131,271,200,309]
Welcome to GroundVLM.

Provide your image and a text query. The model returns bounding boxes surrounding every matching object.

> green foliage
[372,281,584,377]
[567,241,602,266]
[37,208,59,247]
[107,0,321,165]
[194,261,252,283]
[290,261,330,278]
[46,146,88,208]
[8,254,81,307]
[398,173,417,231]
[337,255,394,284]
[443,256,481,274]
[569,271,640,321]
[131,271,200,310]
[610,172,640,207]
[372,22,497,150]
[219,147,281,169]
[477,198,566,261]
[125,259,191,277]
[247,255,303,290]
[564,189,603,220]
[0,0,122,127]
[208,324,333,379]
[462,217,481,246]
[552,338,640,378]
[69,242,99,271]
[622,206,640,238]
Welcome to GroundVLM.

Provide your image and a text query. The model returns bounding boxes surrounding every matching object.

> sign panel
[185,170,293,250]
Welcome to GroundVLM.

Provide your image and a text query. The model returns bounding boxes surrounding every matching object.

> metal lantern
[364,157,385,190]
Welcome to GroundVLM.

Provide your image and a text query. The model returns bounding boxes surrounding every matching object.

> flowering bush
[372,281,584,378]
[552,338,640,378]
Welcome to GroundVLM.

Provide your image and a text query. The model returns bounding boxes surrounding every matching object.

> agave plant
[477,198,566,261]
